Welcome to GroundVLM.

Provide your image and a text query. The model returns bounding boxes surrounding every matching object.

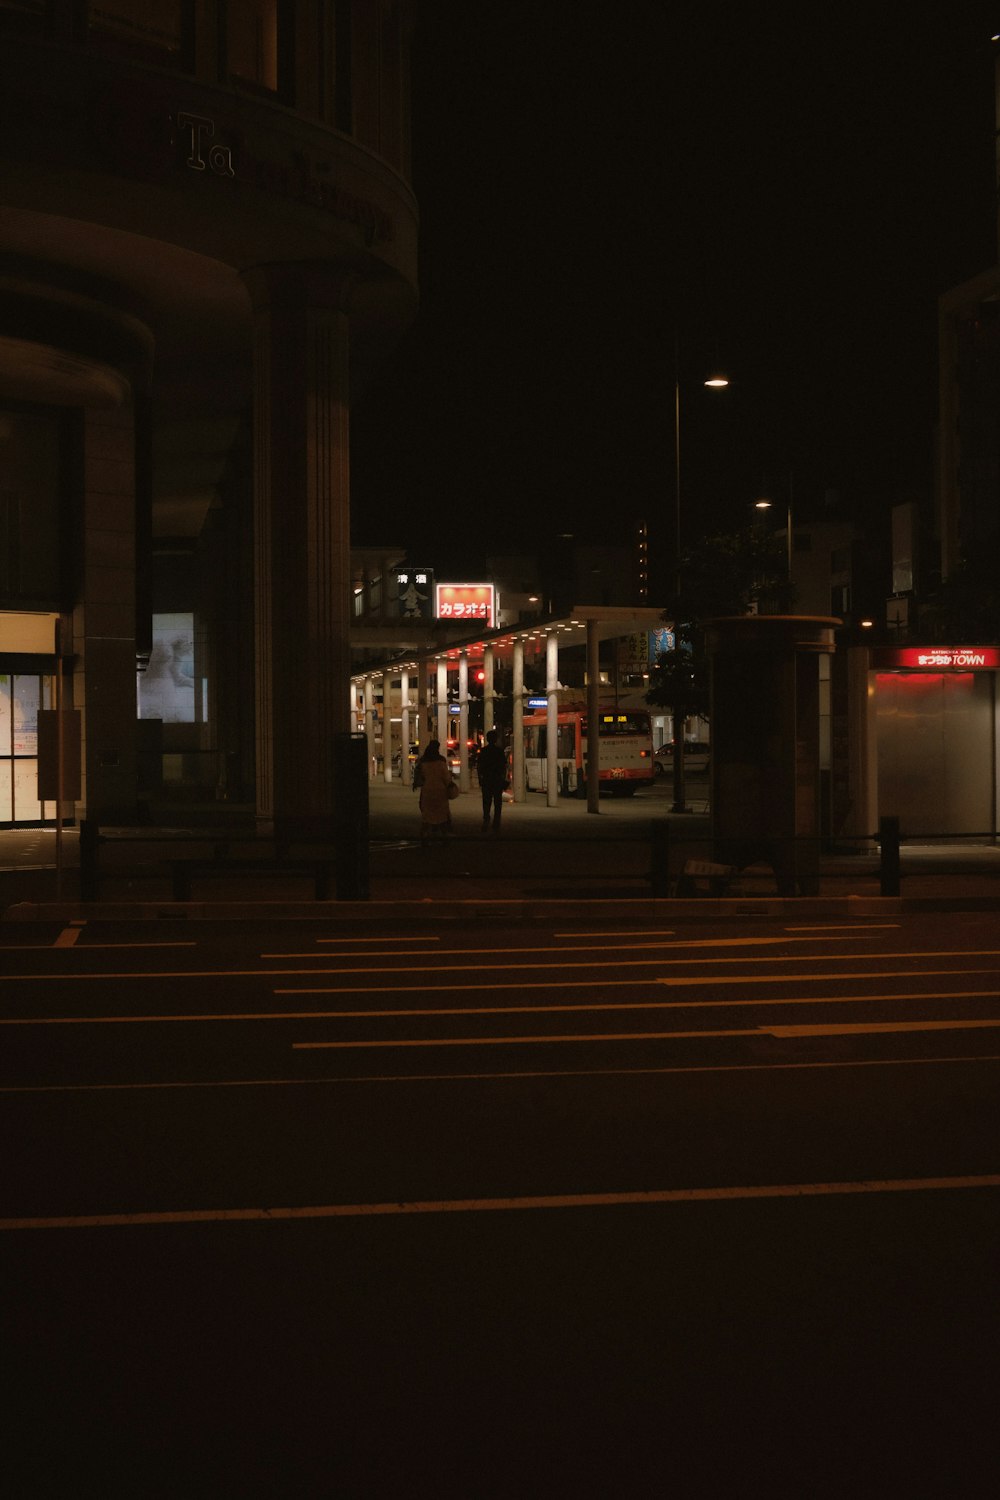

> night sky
[350,2,998,585]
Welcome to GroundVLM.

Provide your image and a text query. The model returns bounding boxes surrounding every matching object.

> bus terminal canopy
[351,605,668,814]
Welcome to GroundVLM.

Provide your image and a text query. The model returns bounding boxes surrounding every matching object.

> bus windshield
[595,712,649,736]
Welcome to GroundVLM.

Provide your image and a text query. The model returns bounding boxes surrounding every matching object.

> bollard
[79,818,100,902]
[879,814,901,897]
[650,822,670,898]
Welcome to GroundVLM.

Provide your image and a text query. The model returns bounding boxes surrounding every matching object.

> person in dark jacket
[476,729,508,833]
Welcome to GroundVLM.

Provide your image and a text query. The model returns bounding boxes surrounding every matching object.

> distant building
[938,269,1000,581]
[826,47,1000,848]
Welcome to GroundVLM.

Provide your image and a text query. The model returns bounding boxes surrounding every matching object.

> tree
[645,522,789,720]
[918,554,1000,644]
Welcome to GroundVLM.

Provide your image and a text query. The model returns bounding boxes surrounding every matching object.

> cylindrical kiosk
[707,616,839,896]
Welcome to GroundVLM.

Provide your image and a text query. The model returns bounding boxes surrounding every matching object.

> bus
[522,705,654,795]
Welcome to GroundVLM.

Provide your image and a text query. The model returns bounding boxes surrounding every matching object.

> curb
[6,894,1000,923]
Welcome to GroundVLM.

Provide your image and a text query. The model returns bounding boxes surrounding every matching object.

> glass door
[0,672,54,824]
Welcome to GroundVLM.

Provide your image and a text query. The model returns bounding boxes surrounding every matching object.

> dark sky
[350,2,999,584]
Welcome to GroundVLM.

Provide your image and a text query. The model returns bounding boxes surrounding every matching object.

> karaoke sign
[434,583,496,626]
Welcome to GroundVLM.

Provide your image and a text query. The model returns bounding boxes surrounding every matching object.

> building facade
[0,0,418,828]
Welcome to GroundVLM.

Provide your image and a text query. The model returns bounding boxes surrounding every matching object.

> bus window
[599,712,650,736]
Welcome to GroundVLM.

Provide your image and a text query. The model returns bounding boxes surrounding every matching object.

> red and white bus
[522,706,654,796]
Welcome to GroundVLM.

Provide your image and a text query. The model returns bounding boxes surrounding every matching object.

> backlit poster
[138,613,195,722]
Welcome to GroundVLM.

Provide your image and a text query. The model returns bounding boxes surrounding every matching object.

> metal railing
[9,813,999,905]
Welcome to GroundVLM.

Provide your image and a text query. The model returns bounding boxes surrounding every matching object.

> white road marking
[552,930,676,938]
[276,967,997,997]
[315,935,441,944]
[293,1016,1000,1050]
[769,1018,1000,1037]
[292,1028,762,1050]
[262,934,872,960]
[272,987,1000,1019]
[3,978,999,1029]
[651,967,998,988]
[3,1173,999,1231]
[784,924,901,932]
[11,941,200,952]
[54,922,85,948]
[3,1051,1000,1094]
[3,947,999,984]
[263,947,700,959]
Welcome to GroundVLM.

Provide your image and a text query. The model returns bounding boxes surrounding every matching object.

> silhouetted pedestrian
[476,728,508,833]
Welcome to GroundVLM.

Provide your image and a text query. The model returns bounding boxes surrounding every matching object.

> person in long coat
[415,740,453,844]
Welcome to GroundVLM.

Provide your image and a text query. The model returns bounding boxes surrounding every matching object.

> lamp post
[671,342,728,812]
[755,473,794,607]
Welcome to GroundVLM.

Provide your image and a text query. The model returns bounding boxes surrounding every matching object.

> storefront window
[0,671,53,824]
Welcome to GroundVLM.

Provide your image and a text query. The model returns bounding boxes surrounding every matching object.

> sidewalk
[3,778,1000,920]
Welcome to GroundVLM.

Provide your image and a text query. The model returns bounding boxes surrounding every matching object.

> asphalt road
[2,911,998,1496]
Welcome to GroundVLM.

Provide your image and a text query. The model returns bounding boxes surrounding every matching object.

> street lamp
[754,478,793,580]
[674,354,730,602]
[671,344,729,813]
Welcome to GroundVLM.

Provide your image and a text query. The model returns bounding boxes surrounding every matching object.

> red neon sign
[873,646,1000,670]
[435,583,495,626]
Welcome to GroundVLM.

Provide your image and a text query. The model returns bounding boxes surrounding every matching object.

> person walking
[476,728,508,834]
[415,739,454,846]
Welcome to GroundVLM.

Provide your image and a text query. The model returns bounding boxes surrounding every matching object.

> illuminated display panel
[435,584,495,627]
[137,613,195,722]
[872,647,1000,670]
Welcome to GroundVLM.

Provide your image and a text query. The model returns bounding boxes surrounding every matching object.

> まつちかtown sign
[872,647,1000,670]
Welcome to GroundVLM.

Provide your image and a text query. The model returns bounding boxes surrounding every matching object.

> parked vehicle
[653,741,710,776]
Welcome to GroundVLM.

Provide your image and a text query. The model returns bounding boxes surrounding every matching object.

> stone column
[400,669,412,786]
[546,629,559,807]
[382,675,393,784]
[586,619,601,813]
[73,406,138,822]
[436,659,448,745]
[417,662,428,747]
[483,644,495,734]
[707,615,838,895]
[364,676,376,779]
[512,636,525,803]
[458,650,470,791]
[243,263,353,834]
[838,644,876,847]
